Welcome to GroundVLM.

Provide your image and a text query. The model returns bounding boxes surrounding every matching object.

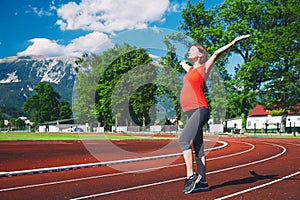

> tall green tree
[97,47,155,127]
[23,82,72,126]
[74,44,157,128]
[254,0,300,131]
[73,46,136,127]
[59,100,73,120]
[73,53,106,126]
[180,0,299,130]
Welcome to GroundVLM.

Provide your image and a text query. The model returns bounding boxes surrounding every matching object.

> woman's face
[188,46,202,61]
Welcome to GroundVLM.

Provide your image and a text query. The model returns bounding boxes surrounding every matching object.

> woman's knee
[178,136,191,151]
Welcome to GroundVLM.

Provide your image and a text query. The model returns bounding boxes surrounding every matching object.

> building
[224,118,243,133]
[39,118,87,132]
[246,104,300,133]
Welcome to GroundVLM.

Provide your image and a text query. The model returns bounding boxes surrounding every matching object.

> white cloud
[17,31,113,57]
[26,5,53,16]
[167,2,183,13]
[17,0,177,57]
[55,0,170,33]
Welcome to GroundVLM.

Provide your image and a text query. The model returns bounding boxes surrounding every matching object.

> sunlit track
[208,142,286,175]
[0,140,252,193]
[215,171,300,200]
[0,140,227,177]
[207,141,255,161]
[0,163,185,193]
[272,141,300,147]
[69,142,287,200]
[1,138,299,200]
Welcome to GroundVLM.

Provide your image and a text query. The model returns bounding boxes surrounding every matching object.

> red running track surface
[0,137,299,200]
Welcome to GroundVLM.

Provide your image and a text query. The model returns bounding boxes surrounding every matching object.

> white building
[224,104,300,133]
[246,104,300,132]
[225,118,242,130]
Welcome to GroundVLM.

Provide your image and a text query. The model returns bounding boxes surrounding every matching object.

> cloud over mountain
[16,0,179,58]
[18,32,113,57]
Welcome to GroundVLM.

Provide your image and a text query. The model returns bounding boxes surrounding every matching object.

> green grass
[0,132,176,141]
[1,132,298,141]
[0,133,81,140]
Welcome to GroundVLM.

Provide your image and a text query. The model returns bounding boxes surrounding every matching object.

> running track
[0,137,299,199]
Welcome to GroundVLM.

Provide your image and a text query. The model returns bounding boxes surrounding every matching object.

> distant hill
[0,55,77,118]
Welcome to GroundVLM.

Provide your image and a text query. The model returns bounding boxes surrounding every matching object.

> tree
[73,53,104,126]
[74,44,157,128]
[59,100,73,119]
[254,0,300,132]
[180,0,299,130]
[0,108,3,121]
[97,47,155,127]
[23,82,72,126]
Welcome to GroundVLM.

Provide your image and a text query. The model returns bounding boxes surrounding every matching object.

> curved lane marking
[207,141,255,161]
[0,140,252,192]
[215,170,300,200]
[70,142,287,199]
[0,141,228,177]
[207,142,286,175]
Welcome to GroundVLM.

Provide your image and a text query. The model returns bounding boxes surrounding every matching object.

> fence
[0,126,33,133]
[38,124,179,134]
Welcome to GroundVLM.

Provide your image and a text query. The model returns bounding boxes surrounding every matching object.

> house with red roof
[224,104,300,133]
[246,104,300,133]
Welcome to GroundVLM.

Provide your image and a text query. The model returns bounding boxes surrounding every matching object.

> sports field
[0,132,177,141]
[0,133,299,199]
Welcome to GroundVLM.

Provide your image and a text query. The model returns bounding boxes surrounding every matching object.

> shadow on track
[209,171,278,190]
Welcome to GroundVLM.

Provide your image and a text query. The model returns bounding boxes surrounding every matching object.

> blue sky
[1,0,242,73]
[0,0,224,57]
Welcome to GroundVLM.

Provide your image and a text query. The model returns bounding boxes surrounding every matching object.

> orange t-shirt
[180,65,208,112]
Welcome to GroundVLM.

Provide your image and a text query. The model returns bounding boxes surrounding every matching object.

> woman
[179,34,250,194]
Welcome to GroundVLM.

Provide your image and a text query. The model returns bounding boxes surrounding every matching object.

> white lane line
[207,141,255,161]
[0,163,183,192]
[72,177,186,200]
[0,141,250,192]
[70,142,286,200]
[214,171,300,200]
[0,141,228,177]
[207,142,286,175]
[275,141,300,147]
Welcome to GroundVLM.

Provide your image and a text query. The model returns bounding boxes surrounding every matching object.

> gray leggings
[178,107,210,180]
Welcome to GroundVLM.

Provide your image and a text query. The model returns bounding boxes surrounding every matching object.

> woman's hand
[180,60,188,66]
[233,34,250,44]
[180,60,191,72]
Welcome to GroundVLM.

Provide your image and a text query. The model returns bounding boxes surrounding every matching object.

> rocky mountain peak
[0,55,78,117]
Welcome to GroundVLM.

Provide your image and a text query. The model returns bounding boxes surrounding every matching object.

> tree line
[9,0,298,132]
[0,82,72,129]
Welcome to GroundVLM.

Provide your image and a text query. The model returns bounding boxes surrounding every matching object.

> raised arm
[180,60,191,72]
[205,34,250,76]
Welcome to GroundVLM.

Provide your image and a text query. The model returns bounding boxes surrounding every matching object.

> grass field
[0,132,177,141]
[0,132,299,141]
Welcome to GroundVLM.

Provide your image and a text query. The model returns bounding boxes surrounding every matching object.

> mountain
[0,55,77,117]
